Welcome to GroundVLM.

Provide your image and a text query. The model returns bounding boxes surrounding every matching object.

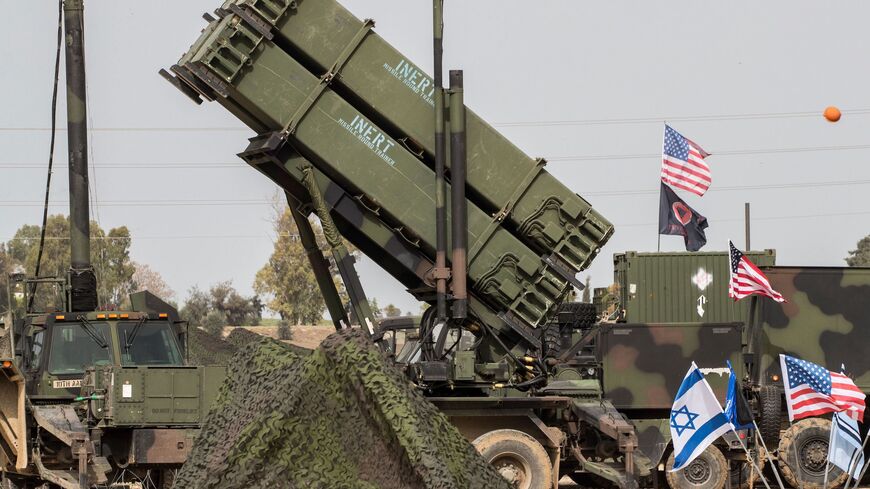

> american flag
[780,355,866,422]
[662,125,712,196]
[728,241,785,302]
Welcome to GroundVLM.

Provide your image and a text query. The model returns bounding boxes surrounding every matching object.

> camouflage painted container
[756,266,870,392]
[172,14,574,328]
[217,0,613,275]
[598,322,743,410]
[614,250,776,324]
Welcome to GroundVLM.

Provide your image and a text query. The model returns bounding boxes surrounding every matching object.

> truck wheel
[757,385,782,448]
[665,445,728,489]
[778,418,847,489]
[473,429,553,489]
[728,446,765,489]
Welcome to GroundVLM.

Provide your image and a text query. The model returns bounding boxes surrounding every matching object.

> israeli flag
[670,362,733,471]
[829,409,864,482]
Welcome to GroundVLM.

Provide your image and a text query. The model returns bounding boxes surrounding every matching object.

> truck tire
[665,445,728,489]
[473,429,553,489]
[728,446,765,489]
[778,417,847,489]
[757,385,782,449]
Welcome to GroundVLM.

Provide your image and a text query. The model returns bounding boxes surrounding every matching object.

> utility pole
[744,202,751,251]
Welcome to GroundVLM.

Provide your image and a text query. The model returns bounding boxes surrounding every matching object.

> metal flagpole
[733,432,773,489]
[657,122,665,252]
[751,421,786,489]
[844,429,870,489]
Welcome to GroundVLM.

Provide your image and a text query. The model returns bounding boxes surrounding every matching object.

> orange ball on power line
[824,106,841,122]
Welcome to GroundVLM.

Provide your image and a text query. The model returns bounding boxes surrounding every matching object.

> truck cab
[21,311,186,400]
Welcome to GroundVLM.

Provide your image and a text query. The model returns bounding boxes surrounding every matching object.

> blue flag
[724,360,754,431]
[670,362,733,471]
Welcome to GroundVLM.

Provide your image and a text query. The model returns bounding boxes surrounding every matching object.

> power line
[583,179,870,197]
[548,143,870,162]
[4,209,868,242]
[3,108,870,132]
[2,177,870,208]
[493,109,870,128]
[5,141,870,170]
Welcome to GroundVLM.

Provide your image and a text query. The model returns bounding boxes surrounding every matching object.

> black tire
[473,429,553,489]
[665,445,728,489]
[778,417,847,489]
[728,445,765,489]
[541,323,562,359]
[757,385,782,449]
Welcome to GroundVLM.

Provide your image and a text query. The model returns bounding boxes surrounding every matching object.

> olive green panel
[244,0,613,273]
[756,266,870,392]
[599,323,743,409]
[614,250,776,324]
[179,16,572,327]
[107,366,227,426]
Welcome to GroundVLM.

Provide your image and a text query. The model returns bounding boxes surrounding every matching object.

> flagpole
[733,430,773,489]
[751,421,786,489]
[658,122,665,252]
[844,429,870,489]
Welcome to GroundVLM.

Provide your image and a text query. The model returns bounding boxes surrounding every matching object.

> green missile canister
[174,14,570,328]
[219,0,614,275]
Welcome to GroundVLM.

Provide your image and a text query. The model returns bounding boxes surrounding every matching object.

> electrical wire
[2,108,870,132]
[28,0,64,311]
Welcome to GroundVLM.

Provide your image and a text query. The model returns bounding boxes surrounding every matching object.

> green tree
[6,215,135,310]
[209,281,261,326]
[383,304,401,317]
[180,286,210,327]
[254,208,326,325]
[0,244,12,315]
[202,310,227,337]
[846,235,870,267]
[276,319,293,340]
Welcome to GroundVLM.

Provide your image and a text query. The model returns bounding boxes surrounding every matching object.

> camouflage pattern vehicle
[0,2,227,487]
[614,253,870,488]
[747,266,870,489]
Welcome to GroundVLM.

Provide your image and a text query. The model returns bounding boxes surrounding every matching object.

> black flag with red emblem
[659,183,709,251]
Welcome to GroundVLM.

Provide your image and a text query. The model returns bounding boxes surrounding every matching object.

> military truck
[160,2,771,488]
[614,251,870,488]
[0,2,226,487]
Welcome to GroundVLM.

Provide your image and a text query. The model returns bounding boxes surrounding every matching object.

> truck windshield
[48,322,112,375]
[119,321,183,366]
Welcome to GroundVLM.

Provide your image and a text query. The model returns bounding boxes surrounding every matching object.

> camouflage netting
[175,329,512,489]
[188,328,237,365]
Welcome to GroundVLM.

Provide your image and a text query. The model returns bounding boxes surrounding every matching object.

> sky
[2,1,869,316]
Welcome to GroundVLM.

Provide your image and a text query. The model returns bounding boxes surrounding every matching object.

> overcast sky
[3,1,869,315]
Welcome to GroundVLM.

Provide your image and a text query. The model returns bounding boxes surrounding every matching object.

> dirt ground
[223,325,336,350]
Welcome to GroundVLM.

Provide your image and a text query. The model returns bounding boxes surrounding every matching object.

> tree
[254,206,326,325]
[180,286,210,327]
[276,319,293,340]
[202,310,227,337]
[6,215,135,310]
[846,235,870,267]
[0,244,11,315]
[209,281,261,326]
[582,277,592,303]
[383,304,401,317]
[131,262,176,302]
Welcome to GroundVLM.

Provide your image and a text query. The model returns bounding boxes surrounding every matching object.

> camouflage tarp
[188,328,237,366]
[175,329,512,489]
